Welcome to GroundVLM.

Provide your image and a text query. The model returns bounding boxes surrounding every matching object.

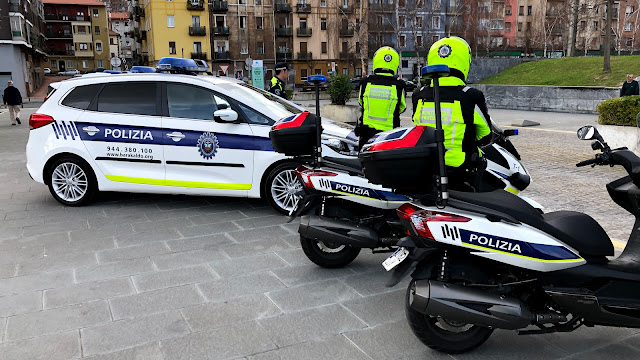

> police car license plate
[382,247,409,271]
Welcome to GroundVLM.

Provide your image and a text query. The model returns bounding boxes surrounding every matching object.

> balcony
[297,51,312,60]
[213,51,230,61]
[275,2,292,12]
[46,31,73,39]
[297,27,312,37]
[296,3,311,13]
[44,14,90,21]
[211,0,228,12]
[373,23,395,32]
[369,3,394,12]
[191,52,208,60]
[187,0,205,10]
[189,26,206,36]
[340,51,355,59]
[276,51,292,61]
[9,2,20,12]
[276,27,292,36]
[49,49,75,56]
[339,28,354,37]
[338,6,353,14]
[213,26,230,35]
[134,6,145,19]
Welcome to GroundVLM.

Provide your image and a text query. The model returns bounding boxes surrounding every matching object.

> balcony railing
[296,3,311,13]
[213,26,230,35]
[211,0,228,11]
[45,14,90,21]
[369,3,393,11]
[297,51,312,60]
[213,51,230,61]
[187,0,205,10]
[297,27,312,37]
[275,2,292,12]
[191,52,207,60]
[189,26,206,36]
[276,51,292,60]
[338,6,353,14]
[276,27,292,36]
[339,28,354,36]
[49,49,75,56]
[46,31,73,39]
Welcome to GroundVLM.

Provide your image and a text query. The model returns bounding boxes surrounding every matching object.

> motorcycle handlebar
[576,158,598,167]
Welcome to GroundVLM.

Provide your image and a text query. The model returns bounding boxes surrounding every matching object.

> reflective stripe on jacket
[358,74,406,132]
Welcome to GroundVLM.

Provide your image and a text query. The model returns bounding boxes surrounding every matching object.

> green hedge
[327,74,354,105]
[597,96,640,126]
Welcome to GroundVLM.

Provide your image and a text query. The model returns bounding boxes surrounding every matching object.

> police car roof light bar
[156,57,201,75]
[423,64,451,207]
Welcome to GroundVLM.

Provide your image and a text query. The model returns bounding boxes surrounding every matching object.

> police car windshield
[217,83,301,118]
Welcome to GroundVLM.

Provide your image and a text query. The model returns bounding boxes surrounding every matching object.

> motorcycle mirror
[503,129,518,137]
[577,126,598,140]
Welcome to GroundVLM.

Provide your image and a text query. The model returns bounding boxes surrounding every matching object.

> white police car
[26,58,357,214]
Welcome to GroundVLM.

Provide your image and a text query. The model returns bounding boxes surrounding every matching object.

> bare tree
[531,0,569,57]
[603,0,613,73]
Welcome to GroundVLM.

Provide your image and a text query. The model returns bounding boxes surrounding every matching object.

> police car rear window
[97,82,158,116]
[61,84,102,110]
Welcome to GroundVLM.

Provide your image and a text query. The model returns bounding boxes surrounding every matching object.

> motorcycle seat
[450,190,613,258]
[323,156,363,172]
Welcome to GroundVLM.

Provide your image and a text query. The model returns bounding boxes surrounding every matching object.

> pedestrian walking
[620,74,639,97]
[2,80,23,125]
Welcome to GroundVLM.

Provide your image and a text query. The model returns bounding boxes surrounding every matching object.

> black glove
[354,123,361,137]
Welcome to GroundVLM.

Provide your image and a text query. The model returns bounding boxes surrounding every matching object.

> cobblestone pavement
[0,109,639,360]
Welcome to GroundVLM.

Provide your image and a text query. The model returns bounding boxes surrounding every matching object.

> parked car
[350,77,363,91]
[403,79,417,92]
[301,80,329,92]
[86,67,106,74]
[57,69,80,76]
[44,68,51,75]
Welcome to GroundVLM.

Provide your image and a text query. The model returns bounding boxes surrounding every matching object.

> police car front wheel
[265,162,302,215]
[47,156,97,206]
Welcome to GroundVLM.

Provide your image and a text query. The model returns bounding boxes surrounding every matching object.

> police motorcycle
[368,65,640,354]
[269,74,540,269]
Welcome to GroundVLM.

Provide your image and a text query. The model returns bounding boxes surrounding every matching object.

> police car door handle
[166,132,185,142]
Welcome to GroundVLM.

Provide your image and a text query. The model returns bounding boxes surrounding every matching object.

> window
[194,42,202,53]
[240,47,248,54]
[169,41,176,54]
[315,69,322,75]
[67,60,73,69]
[527,5,532,15]
[79,43,88,50]
[98,83,158,116]
[125,21,129,26]
[94,26,100,35]
[432,35,439,43]
[167,84,230,120]
[343,68,349,76]
[355,68,361,76]
[256,0,261,4]
[301,68,308,81]
[237,103,272,125]
[399,0,405,7]
[415,17,422,28]
[624,23,632,31]
[626,38,633,46]
[505,6,511,15]
[519,6,524,15]
[256,17,263,29]
[433,0,440,10]
[51,60,58,69]
[93,9,98,17]
[321,42,327,53]
[401,60,408,68]
[505,22,511,32]
[192,16,200,27]
[416,35,422,47]
[321,0,326,7]
[517,22,522,31]
[95,42,102,52]
[77,26,87,34]
[110,38,115,45]
[580,21,586,30]
[399,16,405,27]
[62,84,102,110]
[342,41,348,53]
[356,42,360,53]
[167,15,175,27]
[593,21,598,30]
[257,41,264,53]
[626,6,635,14]
[97,60,103,68]
[240,16,246,28]
[82,60,89,68]
[239,0,246,3]
[432,16,440,29]
[321,18,327,30]
[300,18,307,28]
[399,34,406,47]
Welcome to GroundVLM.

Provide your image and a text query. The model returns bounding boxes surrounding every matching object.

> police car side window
[167,83,221,120]
[61,84,103,110]
[97,82,158,116]
[237,103,273,125]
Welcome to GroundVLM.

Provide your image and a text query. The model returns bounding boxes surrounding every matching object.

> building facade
[108,11,135,62]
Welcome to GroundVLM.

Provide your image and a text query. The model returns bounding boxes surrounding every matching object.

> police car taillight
[365,126,425,152]
[29,113,55,130]
[273,112,310,130]
[396,203,470,239]
[295,165,337,189]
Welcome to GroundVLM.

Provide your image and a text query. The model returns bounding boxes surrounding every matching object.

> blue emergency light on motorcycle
[130,66,156,73]
[421,64,450,78]
[156,57,200,72]
[307,75,326,82]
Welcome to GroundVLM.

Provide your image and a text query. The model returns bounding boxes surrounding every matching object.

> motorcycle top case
[269,112,320,156]
[359,126,438,192]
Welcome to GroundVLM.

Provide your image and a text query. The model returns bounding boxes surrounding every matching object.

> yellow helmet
[372,46,400,76]
[427,37,472,81]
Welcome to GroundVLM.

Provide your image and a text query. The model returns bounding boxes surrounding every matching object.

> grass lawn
[478,56,640,87]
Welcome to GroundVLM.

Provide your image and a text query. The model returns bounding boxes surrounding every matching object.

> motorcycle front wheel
[300,235,361,268]
[405,280,493,354]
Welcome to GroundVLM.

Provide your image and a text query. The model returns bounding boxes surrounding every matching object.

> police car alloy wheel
[300,235,361,268]
[265,162,302,215]
[47,156,97,206]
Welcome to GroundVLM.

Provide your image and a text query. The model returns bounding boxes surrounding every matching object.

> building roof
[43,0,106,6]
[109,30,120,36]
[109,12,129,20]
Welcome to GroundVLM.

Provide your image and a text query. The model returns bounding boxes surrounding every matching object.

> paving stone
[346,251,394,274]
[258,304,367,347]
[143,207,205,221]
[0,270,73,297]
[537,325,640,355]
[109,285,204,320]
[6,300,111,341]
[156,199,210,211]
[0,216,44,229]
[44,236,116,256]
[0,291,42,317]
[188,210,248,225]
[132,218,193,234]
[197,272,287,303]
[70,224,135,242]
[0,330,81,360]
[279,234,302,249]
[44,278,135,309]
[562,342,640,360]
[165,234,234,252]
[81,311,190,357]
[84,342,165,360]
[267,279,361,313]
[160,321,276,360]
[17,251,98,276]
[341,290,405,326]
[0,243,43,265]
[274,249,311,266]
[222,238,292,259]
[209,253,288,278]
[132,265,216,292]
[234,215,290,230]
[226,225,292,243]
[176,221,241,238]
[116,228,182,248]
[22,220,87,237]
[97,242,171,264]
[88,213,150,230]
[249,334,372,360]
[181,293,282,332]
[0,232,66,251]
[151,248,227,270]
[341,269,410,296]
[101,204,161,218]
[75,258,156,283]
[0,263,16,279]
[271,263,356,286]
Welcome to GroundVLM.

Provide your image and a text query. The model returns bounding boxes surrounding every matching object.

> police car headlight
[322,137,358,156]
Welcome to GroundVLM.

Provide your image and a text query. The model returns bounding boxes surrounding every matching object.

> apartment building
[574,0,619,53]
[43,0,111,72]
[137,0,212,66]
[618,0,640,52]
[108,11,135,61]
[1,0,48,96]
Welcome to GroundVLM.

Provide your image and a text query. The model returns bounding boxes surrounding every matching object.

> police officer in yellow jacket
[269,63,289,100]
[356,47,407,149]
[412,37,492,190]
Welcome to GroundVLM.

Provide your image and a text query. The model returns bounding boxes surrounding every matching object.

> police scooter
[369,66,640,354]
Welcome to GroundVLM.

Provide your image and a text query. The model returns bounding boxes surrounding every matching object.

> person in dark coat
[620,74,639,97]
[3,80,22,125]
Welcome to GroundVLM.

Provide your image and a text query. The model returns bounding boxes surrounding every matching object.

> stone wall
[472,84,620,114]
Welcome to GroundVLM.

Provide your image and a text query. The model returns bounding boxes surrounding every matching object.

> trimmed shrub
[597,96,640,126]
[327,74,354,105]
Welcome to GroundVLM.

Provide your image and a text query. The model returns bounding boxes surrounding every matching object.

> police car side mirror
[214,109,238,123]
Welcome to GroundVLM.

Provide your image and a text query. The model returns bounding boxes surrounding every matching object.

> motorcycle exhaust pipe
[410,280,534,330]
[298,215,380,248]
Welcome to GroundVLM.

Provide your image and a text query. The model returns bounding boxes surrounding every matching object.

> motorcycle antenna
[422,65,451,207]
[308,74,326,166]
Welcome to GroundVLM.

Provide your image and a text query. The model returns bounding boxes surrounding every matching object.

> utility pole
[603,0,613,73]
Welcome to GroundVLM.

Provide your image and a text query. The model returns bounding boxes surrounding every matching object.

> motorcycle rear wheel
[300,235,361,268]
[405,280,493,354]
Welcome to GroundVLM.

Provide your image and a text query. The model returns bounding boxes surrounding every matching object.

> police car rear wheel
[48,156,97,206]
[265,162,302,215]
[300,235,361,268]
